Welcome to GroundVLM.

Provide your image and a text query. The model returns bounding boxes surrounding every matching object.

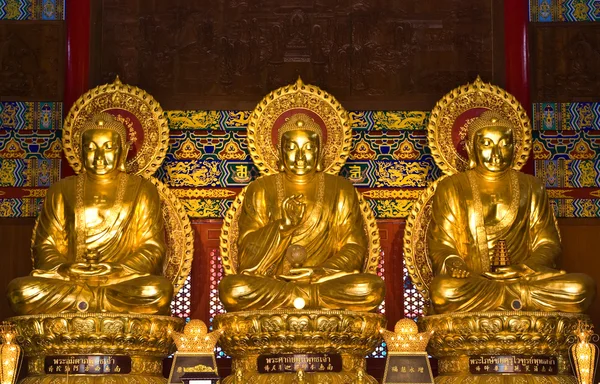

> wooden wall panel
[91,0,505,110]
[0,218,35,318]
[557,218,600,330]
[530,24,600,102]
[0,22,64,101]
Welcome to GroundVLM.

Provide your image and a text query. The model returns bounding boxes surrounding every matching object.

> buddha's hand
[279,194,306,232]
[483,264,536,280]
[446,256,471,279]
[57,262,120,279]
[278,266,317,283]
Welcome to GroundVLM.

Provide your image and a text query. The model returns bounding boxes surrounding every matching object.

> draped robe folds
[219,173,385,312]
[7,174,173,315]
[428,170,596,314]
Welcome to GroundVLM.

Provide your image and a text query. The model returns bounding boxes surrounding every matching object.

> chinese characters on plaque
[44,355,131,375]
[383,353,434,384]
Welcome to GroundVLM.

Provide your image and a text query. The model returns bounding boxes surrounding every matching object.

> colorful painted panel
[532,103,600,131]
[0,108,598,218]
[0,0,64,20]
[530,0,600,22]
[165,110,430,131]
[533,131,600,160]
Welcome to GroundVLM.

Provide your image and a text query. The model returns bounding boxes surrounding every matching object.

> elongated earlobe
[465,143,477,169]
[278,160,286,172]
[119,142,131,172]
[316,161,323,172]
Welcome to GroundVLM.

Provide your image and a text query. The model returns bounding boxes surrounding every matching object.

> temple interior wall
[0,0,599,380]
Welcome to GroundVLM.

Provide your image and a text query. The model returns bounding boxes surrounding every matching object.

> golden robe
[219,173,385,311]
[428,170,596,314]
[7,174,173,315]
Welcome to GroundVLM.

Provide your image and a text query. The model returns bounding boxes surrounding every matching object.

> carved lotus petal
[287,316,310,332]
[479,318,502,333]
[261,316,283,332]
[317,317,339,332]
[102,319,124,335]
[72,318,96,333]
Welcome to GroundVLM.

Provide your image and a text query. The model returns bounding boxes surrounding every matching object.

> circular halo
[247,78,352,176]
[219,186,381,276]
[428,76,532,176]
[62,77,169,178]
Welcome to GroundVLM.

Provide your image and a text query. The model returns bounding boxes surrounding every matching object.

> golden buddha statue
[427,110,596,314]
[218,113,385,312]
[7,112,173,315]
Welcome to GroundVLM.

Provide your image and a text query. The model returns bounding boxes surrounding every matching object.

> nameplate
[383,352,434,384]
[168,353,218,384]
[469,355,558,375]
[44,355,131,374]
[257,353,342,373]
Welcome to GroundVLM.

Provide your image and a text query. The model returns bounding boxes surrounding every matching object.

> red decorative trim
[504,0,533,174]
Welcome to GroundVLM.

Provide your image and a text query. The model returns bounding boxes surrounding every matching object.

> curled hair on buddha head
[466,110,514,169]
[277,113,323,146]
[81,112,130,172]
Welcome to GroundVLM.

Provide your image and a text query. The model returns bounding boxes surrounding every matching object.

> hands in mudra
[446,256,568,281]
[278,194,306,232]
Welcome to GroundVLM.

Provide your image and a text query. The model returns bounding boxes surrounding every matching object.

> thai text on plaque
[469,355,558,375]
[44,355,132,375]
[257,353,342,374]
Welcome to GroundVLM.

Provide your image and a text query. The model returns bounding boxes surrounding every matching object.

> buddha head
[466,111,515,174]
[277,113,324,177]
[81,113,128,176]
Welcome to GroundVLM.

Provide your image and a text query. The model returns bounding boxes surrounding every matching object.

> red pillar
[504,0,534,174]
[64,0,90,111]
[62,0,90,177]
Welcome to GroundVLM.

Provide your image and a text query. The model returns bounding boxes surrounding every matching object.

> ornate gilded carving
[63,77,169,178]
[9,313,183,384]
[214,310,384,383]
[427,76,531,176]
[420,312,588,383]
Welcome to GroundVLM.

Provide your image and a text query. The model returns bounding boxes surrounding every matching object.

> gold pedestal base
[9,313,184,384]
[214,310,386,384]
[420,311,589,384]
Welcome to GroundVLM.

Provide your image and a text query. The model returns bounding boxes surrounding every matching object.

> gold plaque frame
[427,76,532,176]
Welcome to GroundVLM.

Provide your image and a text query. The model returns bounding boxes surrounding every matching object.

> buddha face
[472,126,514,173]
[82,129,123,176]
[280,130,320,177]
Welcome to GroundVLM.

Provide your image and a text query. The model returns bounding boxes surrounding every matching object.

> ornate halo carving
[247,78,352,176]
[219,185,381,276]
[402,176,446,305]
[151,177,194,294]
[428,77,532,176]
[62,77,169,177]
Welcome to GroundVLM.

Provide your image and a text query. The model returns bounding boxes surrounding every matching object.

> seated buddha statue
[218,113,385,312]
[7,113,173,315]
[427,111,596,314]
